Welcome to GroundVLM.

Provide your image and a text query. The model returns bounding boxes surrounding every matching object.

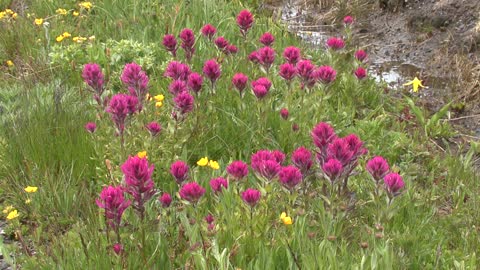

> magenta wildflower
[210,177,228,193]
[169,80,188,96]
[179,182,206,204]
[187,72,203,94]
[113,243,123,255]
[173,91,194,115]
[259,32,274,46]
[205,214,215,224]
[278,166,303,190]
[384,173,405,197]
[236,10,254,38]
[162,34,178,57]
[179,28,195,61]
[316,66,337,84]
[279,63,297,81]
[258,160,281,181]
[145,121,162,137]
[85,122,97,133]
[366,156,390,183]
[296,59,315,88]
[121,63,149,99]
[201,24,217,40]
[248,51,259,63]
[125,95,140,114]
[327,138,354,166]
[96,185,131,230]
[343,134,367,159]
[343,16,354,25]
[164,61,191,81]
[241,188,261,207]
[311,122,337,151]
[159,193,172,208]
[322,159,343,183]
[272,150,286,164]
[283,46,301,64]
[82,63,105,104]
[280,108,289,120]
[354,49,368,62]
[257,46,276,71]
[252,85,267,99]
[226,44,238,55]
[107,94,131,133]
[292,123,299,132]
[170,160,189,184]
[232,73,248,95]
[291,147,313,174]
[326,37,345,50]
[354,67,367,80]
[121,156,155,215]
[251,77,272,91]
[214,36,229,50]
[226,160,249,180]
[202,59,221,87]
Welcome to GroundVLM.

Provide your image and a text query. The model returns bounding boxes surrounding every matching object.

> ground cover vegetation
[0,0,479,269]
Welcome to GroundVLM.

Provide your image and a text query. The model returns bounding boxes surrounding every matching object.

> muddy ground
[265,0,480,138]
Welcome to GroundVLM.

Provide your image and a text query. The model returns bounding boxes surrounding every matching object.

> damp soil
[265,0,480,138]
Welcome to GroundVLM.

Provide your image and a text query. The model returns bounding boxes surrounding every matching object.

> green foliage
[0,0,478,269]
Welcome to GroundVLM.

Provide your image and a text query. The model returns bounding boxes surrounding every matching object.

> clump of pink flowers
[226,160,249,181]
[210,177,228,193]
[179,182,206,204]
[121,62,149,101]
[96,186,131,231]
[326,37,345,50]
[201,24,217,40]
[241,188,261,207]
[82,63,105,106]
[170,160,189,185]
[259,32,274,46]
[146,121,162,137]
[232,73,249,96]
[179,28,195,62]
[203,59,221,89]
[121,156,155,218]
[236,9,254,38]
[162,34,177,57]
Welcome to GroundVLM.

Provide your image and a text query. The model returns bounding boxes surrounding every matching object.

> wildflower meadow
[0,0,479,269]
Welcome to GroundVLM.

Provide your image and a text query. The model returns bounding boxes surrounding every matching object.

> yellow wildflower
[155,101,163,108]
[6,60,14,67]
[197,157,209,166]
[137,151,147,159]
[25,199,31,204]
[12,13,17,19]
[208,160,220,170]
[5,9,13,14]
[154,94,165,102]
[280,212,293,225]
[79,2,93,10]
[56,8,68,15]
[3,205,14,214]
[73,36,87,43]
[62,32,71,38]
[0,11,6,20]
[24,186,38,193]
[403,77,425,93]
[6,210,19,220]
[72,11,79,17]
[56,35,64,42]
[34,18,43,26]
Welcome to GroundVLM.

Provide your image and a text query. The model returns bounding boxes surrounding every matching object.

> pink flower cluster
[82,63,105,106]
[121,62,149,101]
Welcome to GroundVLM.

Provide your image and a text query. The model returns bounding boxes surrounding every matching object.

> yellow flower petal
[6,210,19,220]
[62,32,71,38]
[209,160,220,170]
[197,157,209,166]
[34,18,43,25]
[24,186,38,193]
[154,94,164,102]
[137,151,147,159]
[25,199,31,204]
[155,101,163,108]
[6,60,14,67]
[56,35,64,42]
[73,11,79,17]
[403,77,425,93]
[282,216,293,225]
